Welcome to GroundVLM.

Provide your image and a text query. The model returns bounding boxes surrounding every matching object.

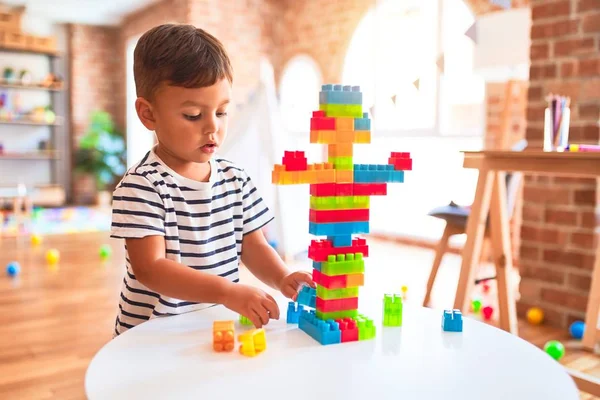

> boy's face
[136,78,232,164]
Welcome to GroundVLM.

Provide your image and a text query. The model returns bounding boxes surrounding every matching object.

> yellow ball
[527,307,544,325]
[46,248,60,265]
[31,234,42,246]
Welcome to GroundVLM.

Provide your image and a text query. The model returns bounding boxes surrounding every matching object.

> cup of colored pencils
[543,94,571,151]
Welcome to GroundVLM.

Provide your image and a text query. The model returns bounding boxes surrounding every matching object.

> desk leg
[454,168,494,313]
[582,236,600,351]
[489,171,518,335]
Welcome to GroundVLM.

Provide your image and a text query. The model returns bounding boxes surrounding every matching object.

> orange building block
[213,320,235,352]
[238,328,266,357]
[335,169,354,183]
[335,117,354,131]
[355,131,371,144]
[328,143,353,157]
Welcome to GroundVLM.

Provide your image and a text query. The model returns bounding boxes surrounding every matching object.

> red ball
[482,283,491,293]
[482,306,494,320]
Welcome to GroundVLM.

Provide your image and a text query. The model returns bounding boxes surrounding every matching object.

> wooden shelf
[0,46,59,57]
[0,119,62,127]
[0,151,58,160]
[0,82,63,92]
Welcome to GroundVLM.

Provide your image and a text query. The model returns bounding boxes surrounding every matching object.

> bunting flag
[391,95,397,105]
[436,54,445,74]
[412,79,420,90]
[490,0,511,9]
[369,105,376,118]
[465,22,478,44]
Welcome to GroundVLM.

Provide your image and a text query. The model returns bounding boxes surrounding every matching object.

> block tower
[272,84,412,345]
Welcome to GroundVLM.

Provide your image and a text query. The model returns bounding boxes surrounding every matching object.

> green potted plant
[74,111,126,206]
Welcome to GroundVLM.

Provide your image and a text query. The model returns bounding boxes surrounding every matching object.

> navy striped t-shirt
[110,149,274,336]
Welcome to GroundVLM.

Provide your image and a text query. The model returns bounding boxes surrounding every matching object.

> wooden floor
[0,231,598,399]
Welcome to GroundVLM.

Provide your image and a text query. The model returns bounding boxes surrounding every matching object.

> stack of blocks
[272,84,413,345]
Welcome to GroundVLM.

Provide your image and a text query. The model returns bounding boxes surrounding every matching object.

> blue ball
[6,262,20,277]
[569,320,585,339]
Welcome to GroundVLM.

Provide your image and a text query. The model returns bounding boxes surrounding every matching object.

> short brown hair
[133,24,233,99]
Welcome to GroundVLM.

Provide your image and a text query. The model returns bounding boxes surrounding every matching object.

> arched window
[278,55,323,134]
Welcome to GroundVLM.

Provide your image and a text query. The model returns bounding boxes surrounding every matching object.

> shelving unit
[0,46,69,207]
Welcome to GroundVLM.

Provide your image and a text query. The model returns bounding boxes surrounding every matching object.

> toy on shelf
[383,294,403,327]
[45,248,60,265]
[526,307,544,325]
[271,83,412,345]
[213,320,235,352]
[544,340,565,361]
[442,309,463,332]
[99,244,112,260]
[6,261,20,277]
[238,328,266,357]
[569,321,585,340]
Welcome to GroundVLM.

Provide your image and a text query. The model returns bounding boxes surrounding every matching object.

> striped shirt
[110,149,273,337]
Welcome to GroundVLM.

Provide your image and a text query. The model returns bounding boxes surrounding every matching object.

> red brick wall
[68,25,120,144]
[519,0,600,328]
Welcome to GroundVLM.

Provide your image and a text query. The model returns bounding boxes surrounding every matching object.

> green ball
[99,244,112,259]
[544,340,565,360]
[472,299,482,313]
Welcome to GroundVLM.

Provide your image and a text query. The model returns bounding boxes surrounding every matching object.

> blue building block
[354,113,371,131]
[287,302,304,324]
[298,309,341,345]
[319,84,362,105]
[309,221,370,236]
[313,261,322,272]
[329,235,352,247]
[297,286,316,309]
[353,164,405,183]
[442,309,463,332]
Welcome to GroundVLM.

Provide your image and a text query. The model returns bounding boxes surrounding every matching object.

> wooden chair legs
[423,224,462,307]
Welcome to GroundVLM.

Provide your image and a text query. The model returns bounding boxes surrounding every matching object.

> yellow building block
[355,131,371,143]
[335,169,354,183]
[213,320,235,352]
[328,143,353,157]
[239,328,266,357]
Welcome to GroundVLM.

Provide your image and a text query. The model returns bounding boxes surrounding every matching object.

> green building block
[356,314,376,340]
[310,196,370,210]
[317,286,359,300]
[328,156,354,170]
[383,294,403,327]
[321,253,364,276]
[316,309,358,320]
[319,103,363,118]
[239,314,253,326]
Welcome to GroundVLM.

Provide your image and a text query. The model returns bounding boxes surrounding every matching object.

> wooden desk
[459,150,600,396]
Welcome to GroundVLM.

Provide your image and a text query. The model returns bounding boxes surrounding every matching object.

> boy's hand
[222,283,279,328]
[279,271,316,301]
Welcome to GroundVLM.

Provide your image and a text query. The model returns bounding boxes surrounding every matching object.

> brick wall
[518,0,600,328]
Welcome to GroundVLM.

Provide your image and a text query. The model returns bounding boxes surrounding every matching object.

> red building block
[313,269,365,289]
[337,318,359,343]
[388,152,413,171]
[309,183,387,196]
[353,183,387,196]
[310,111,336,130]
[316,296,358,312]
[308,238,369,262]
[282,151,308,171]
[309,208,370,223]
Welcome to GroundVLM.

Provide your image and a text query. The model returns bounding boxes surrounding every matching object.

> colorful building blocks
[297,286,316,309]
[239,314,253,326]
[238,328,266,357]
[213,321,235,352]
[383,294,403,327]
[442,309,463,332]
[271,83,412,345]
[287,302,303,324]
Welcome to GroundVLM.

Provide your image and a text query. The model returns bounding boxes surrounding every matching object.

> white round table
[86,298,579,400]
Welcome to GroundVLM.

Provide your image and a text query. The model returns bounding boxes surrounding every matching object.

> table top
[85,298,579,400]
[462,150,600,176]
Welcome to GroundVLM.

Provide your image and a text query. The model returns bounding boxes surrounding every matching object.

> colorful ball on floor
[6,261,20,277]
[99,244,112,259]
[46,249,60,265]
[30,234,42,246]
[482,305,494,320]
[544,340,565,361]
[526,307,544,325]
[569,321,585,340]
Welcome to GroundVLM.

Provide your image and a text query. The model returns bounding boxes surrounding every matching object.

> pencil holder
[543,104,570,152]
